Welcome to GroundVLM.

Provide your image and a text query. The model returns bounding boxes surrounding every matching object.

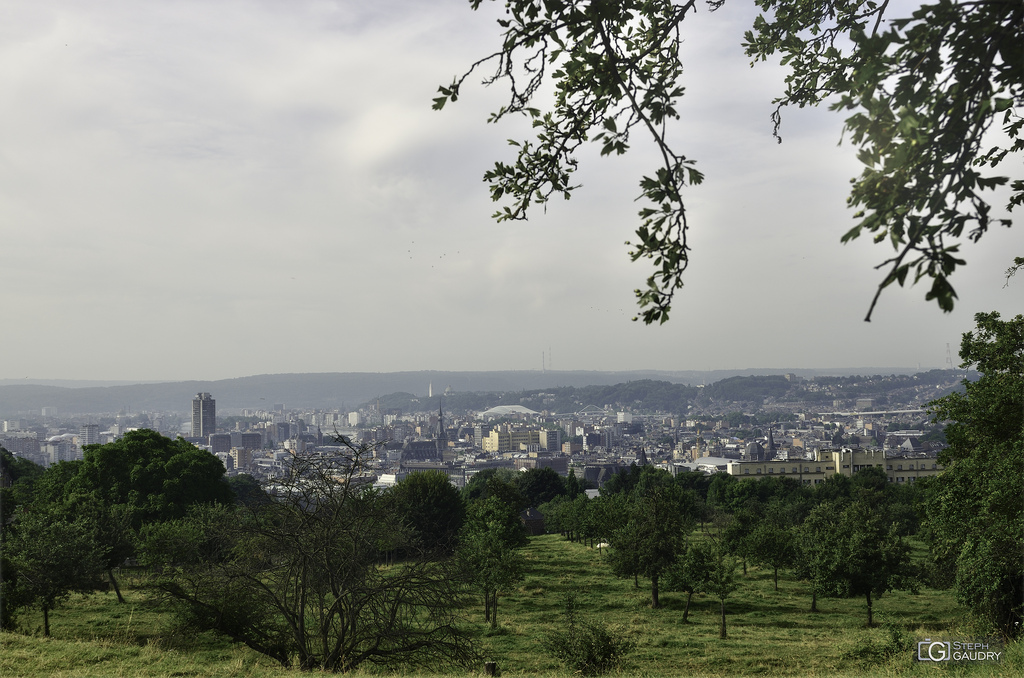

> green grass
[2,535,1020,677]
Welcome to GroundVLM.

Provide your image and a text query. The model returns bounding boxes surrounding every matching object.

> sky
[1,0,1021,382]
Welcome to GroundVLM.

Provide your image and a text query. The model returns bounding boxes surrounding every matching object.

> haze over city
[2,0,1021,382]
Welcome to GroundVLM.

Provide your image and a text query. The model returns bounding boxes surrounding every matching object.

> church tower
[435,399,448,457]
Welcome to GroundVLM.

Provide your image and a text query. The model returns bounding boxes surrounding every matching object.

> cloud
[0,0,1020,381]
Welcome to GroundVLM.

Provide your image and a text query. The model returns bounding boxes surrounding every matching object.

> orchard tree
[704,536,740,639]
[72,429,234,525]
[747,520,796,592]
[387,470,466,554]
[4,508,105,636]
[608,483,696,608]
[515,466,567,507]
[437,0,1022,322]
[143,443,477,672]
[801,500,917,626]
[457,496,527,628]
[925,311,1023,637]
[27,430,233,602]
[663,539,716,623]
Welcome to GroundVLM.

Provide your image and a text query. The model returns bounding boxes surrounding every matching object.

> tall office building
[79,424,100,447]
[191,392,216,438]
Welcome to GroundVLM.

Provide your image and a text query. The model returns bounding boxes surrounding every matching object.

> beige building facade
[727,447,943,485]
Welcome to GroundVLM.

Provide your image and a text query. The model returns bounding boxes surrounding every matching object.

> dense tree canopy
[924,312,1023,637]
[387,470,466,553]
[72,429,234,526]
[144,447,478,672]
[3,507,105,636]
[438,0,1022,322]
[800,499,917,626]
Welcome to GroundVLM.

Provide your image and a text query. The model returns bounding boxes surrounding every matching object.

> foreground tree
[4,508,104,636]
[457,496,527,628]
[544,592,634,675]
[924,312,1023,637]
[387,470,466,554]
[608,482,696,608]
[28,430,233,603]
[438,1,1022,322]
[801,500,917,626]
[663,539,716,623]
[143,443,478,672]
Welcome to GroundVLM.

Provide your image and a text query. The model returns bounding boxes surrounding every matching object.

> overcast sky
[2,0,1021,382]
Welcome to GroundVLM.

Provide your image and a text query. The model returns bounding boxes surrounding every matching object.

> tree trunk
[490,591,498,629]
[773,566,779,591]
[43,605,50,637]
[108,568,125,604]
[810,589,818,613]
[683,590,693,623]
[866,590,873,627]
[651,573,660,609]
[742,557,747,576]
[719,599,727,639]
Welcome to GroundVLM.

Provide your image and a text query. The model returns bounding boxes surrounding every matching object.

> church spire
[435,398,448,457]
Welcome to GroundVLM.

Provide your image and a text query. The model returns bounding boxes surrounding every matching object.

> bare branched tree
[143,439,479,672]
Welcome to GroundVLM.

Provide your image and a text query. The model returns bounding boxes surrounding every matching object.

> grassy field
[2,533,1020,677]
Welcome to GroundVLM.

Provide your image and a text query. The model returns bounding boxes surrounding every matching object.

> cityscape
[1,368,961,491]
[1,0,1019,671]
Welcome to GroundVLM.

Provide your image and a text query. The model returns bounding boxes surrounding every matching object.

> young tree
[544,592,634,675]
[5,508,105,636]
[747,521,796,592]
[801,500,917,626]
[608,484,696,608]
[925,312,1024,637]
[704,539,739,639]
[143,444,478,672]
[663,539,716,623]
[457,496,526,628]
[438,1,1022,322]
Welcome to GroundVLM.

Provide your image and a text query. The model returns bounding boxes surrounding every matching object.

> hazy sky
[2,1,1021,382]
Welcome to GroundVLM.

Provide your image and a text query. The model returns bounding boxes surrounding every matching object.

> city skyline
[1,1,1021,382]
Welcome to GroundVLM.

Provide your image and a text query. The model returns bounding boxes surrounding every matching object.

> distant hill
[0,368,926,417]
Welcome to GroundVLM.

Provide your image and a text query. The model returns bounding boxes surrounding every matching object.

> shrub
[543,593,633,676]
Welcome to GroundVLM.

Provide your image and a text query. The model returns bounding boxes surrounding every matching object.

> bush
[543,593,633,676]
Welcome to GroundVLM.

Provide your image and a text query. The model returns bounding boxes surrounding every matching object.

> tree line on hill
[1,312,1020,673]
[363,369,964,418]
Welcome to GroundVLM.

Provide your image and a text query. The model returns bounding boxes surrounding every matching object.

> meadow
[1,533,1019,677]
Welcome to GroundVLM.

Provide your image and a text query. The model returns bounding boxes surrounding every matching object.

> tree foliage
[143,445,478,672]
[74,429,234,526]
[25,430,233,604]
[544,592,634,675]
[925,311,1023,637]
[3,507,105,636]
[457,496,527,629]
[800,499,917,626]
[387,470,466,554]
[440,0,1022,322]
[663,539,717,623]
[607,475,696,608]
